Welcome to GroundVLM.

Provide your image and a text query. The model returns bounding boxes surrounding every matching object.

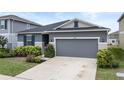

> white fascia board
[54,20,72,30]
[45,29,109,33]
[54,37,100,40]
[54,18,108,30]
[18,28,109,34]
[18,32,43,34]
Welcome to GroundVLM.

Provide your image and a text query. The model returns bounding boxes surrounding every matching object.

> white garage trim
[54,37,100,56]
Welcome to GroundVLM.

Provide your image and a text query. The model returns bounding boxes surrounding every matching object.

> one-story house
[17,18,110,58]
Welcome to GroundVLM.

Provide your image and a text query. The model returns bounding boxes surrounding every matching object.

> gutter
[18,28,109,34]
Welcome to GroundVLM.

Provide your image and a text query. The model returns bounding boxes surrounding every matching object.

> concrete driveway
[16,57,97,80]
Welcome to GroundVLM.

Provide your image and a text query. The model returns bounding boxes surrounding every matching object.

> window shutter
[0,20,1,29]
[24,35,27,46]
[32,35,35,46]
[5,20,7,29]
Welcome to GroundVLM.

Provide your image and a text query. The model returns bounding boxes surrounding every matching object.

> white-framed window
[0,20,7,30]
[27,24,30,29]
[26,35,32,45]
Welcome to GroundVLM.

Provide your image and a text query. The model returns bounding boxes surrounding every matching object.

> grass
[0,57,39,76]
[96,61,124,80]
[96,47,124,80]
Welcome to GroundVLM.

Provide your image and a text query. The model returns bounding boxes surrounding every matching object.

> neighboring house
[18,18,109,58]
[108,31,119,45]
[118,13,124,49]
[0,15,41,48]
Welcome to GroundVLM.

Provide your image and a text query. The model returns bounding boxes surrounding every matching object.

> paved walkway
[0,74,26,80]
[16,57,97,80]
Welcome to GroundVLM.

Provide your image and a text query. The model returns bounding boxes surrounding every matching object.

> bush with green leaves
[9,49,16,57]
[0,48,14,58]
[0,51,6,58]
[97,49,119,68]
[33,56,41,63]
[44,44,55,58]
[0,51,12,58]
[14,46,42,57]
[26,55,35,62]
[0,48,10,53]
[26,55,41,63]
[108,47,124,60]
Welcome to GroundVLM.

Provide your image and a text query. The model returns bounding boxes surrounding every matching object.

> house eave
[18,28,109,34]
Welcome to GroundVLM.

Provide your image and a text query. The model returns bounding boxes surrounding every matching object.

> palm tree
[0,35,8,48]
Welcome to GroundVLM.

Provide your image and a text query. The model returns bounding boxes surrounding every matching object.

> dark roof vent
[74,21,78,28]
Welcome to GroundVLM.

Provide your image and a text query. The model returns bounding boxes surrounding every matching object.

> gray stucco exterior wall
[49,31,107,42]
[0,19,40,34]
[119,17,124,31]
[13,21,39,33]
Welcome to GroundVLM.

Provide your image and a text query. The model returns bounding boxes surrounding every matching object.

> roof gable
[18,18,110,34]
[54,18,101,29]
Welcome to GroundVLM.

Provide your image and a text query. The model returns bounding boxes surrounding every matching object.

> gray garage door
[56,39,98,58]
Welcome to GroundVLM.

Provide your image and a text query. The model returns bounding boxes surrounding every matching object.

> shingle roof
[18,19,109,34]
[109,31,119,35]
[0,15,41,26]
[18,20,70,33]
[57,26,108,30]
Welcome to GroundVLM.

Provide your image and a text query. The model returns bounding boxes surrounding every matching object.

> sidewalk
[0,74,27,80]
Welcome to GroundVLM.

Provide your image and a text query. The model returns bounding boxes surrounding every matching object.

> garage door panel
[56,39,98,58]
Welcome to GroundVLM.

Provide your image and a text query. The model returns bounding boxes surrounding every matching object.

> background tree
[0,35,8,48]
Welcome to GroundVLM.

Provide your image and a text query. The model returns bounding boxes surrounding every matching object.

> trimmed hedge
[14,46,42,57]
[97,49,119,68]
[44,44,55,58]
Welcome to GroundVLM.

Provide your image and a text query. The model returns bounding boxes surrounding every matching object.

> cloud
[0,12,120,32]
[80,12,98,20]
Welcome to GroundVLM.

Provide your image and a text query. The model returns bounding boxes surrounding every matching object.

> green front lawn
[96,61,124,80]
[96,48,124,80]
[0,57,39,76]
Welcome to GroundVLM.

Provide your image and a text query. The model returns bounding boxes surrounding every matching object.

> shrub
[26,55,35,62]
[44,44,55,58]
[97,49,116,68]
[0,48,10,53]
[26,55,41,63]
[112,61,119,68]
[34,56,41,63]
[0,48,13,58]
[9,49,16,57]
[0,51,6,58]
[14,46,42,57]
[108,47,124,60]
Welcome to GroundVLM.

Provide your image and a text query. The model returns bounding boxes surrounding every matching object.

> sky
[0,12,122,33]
